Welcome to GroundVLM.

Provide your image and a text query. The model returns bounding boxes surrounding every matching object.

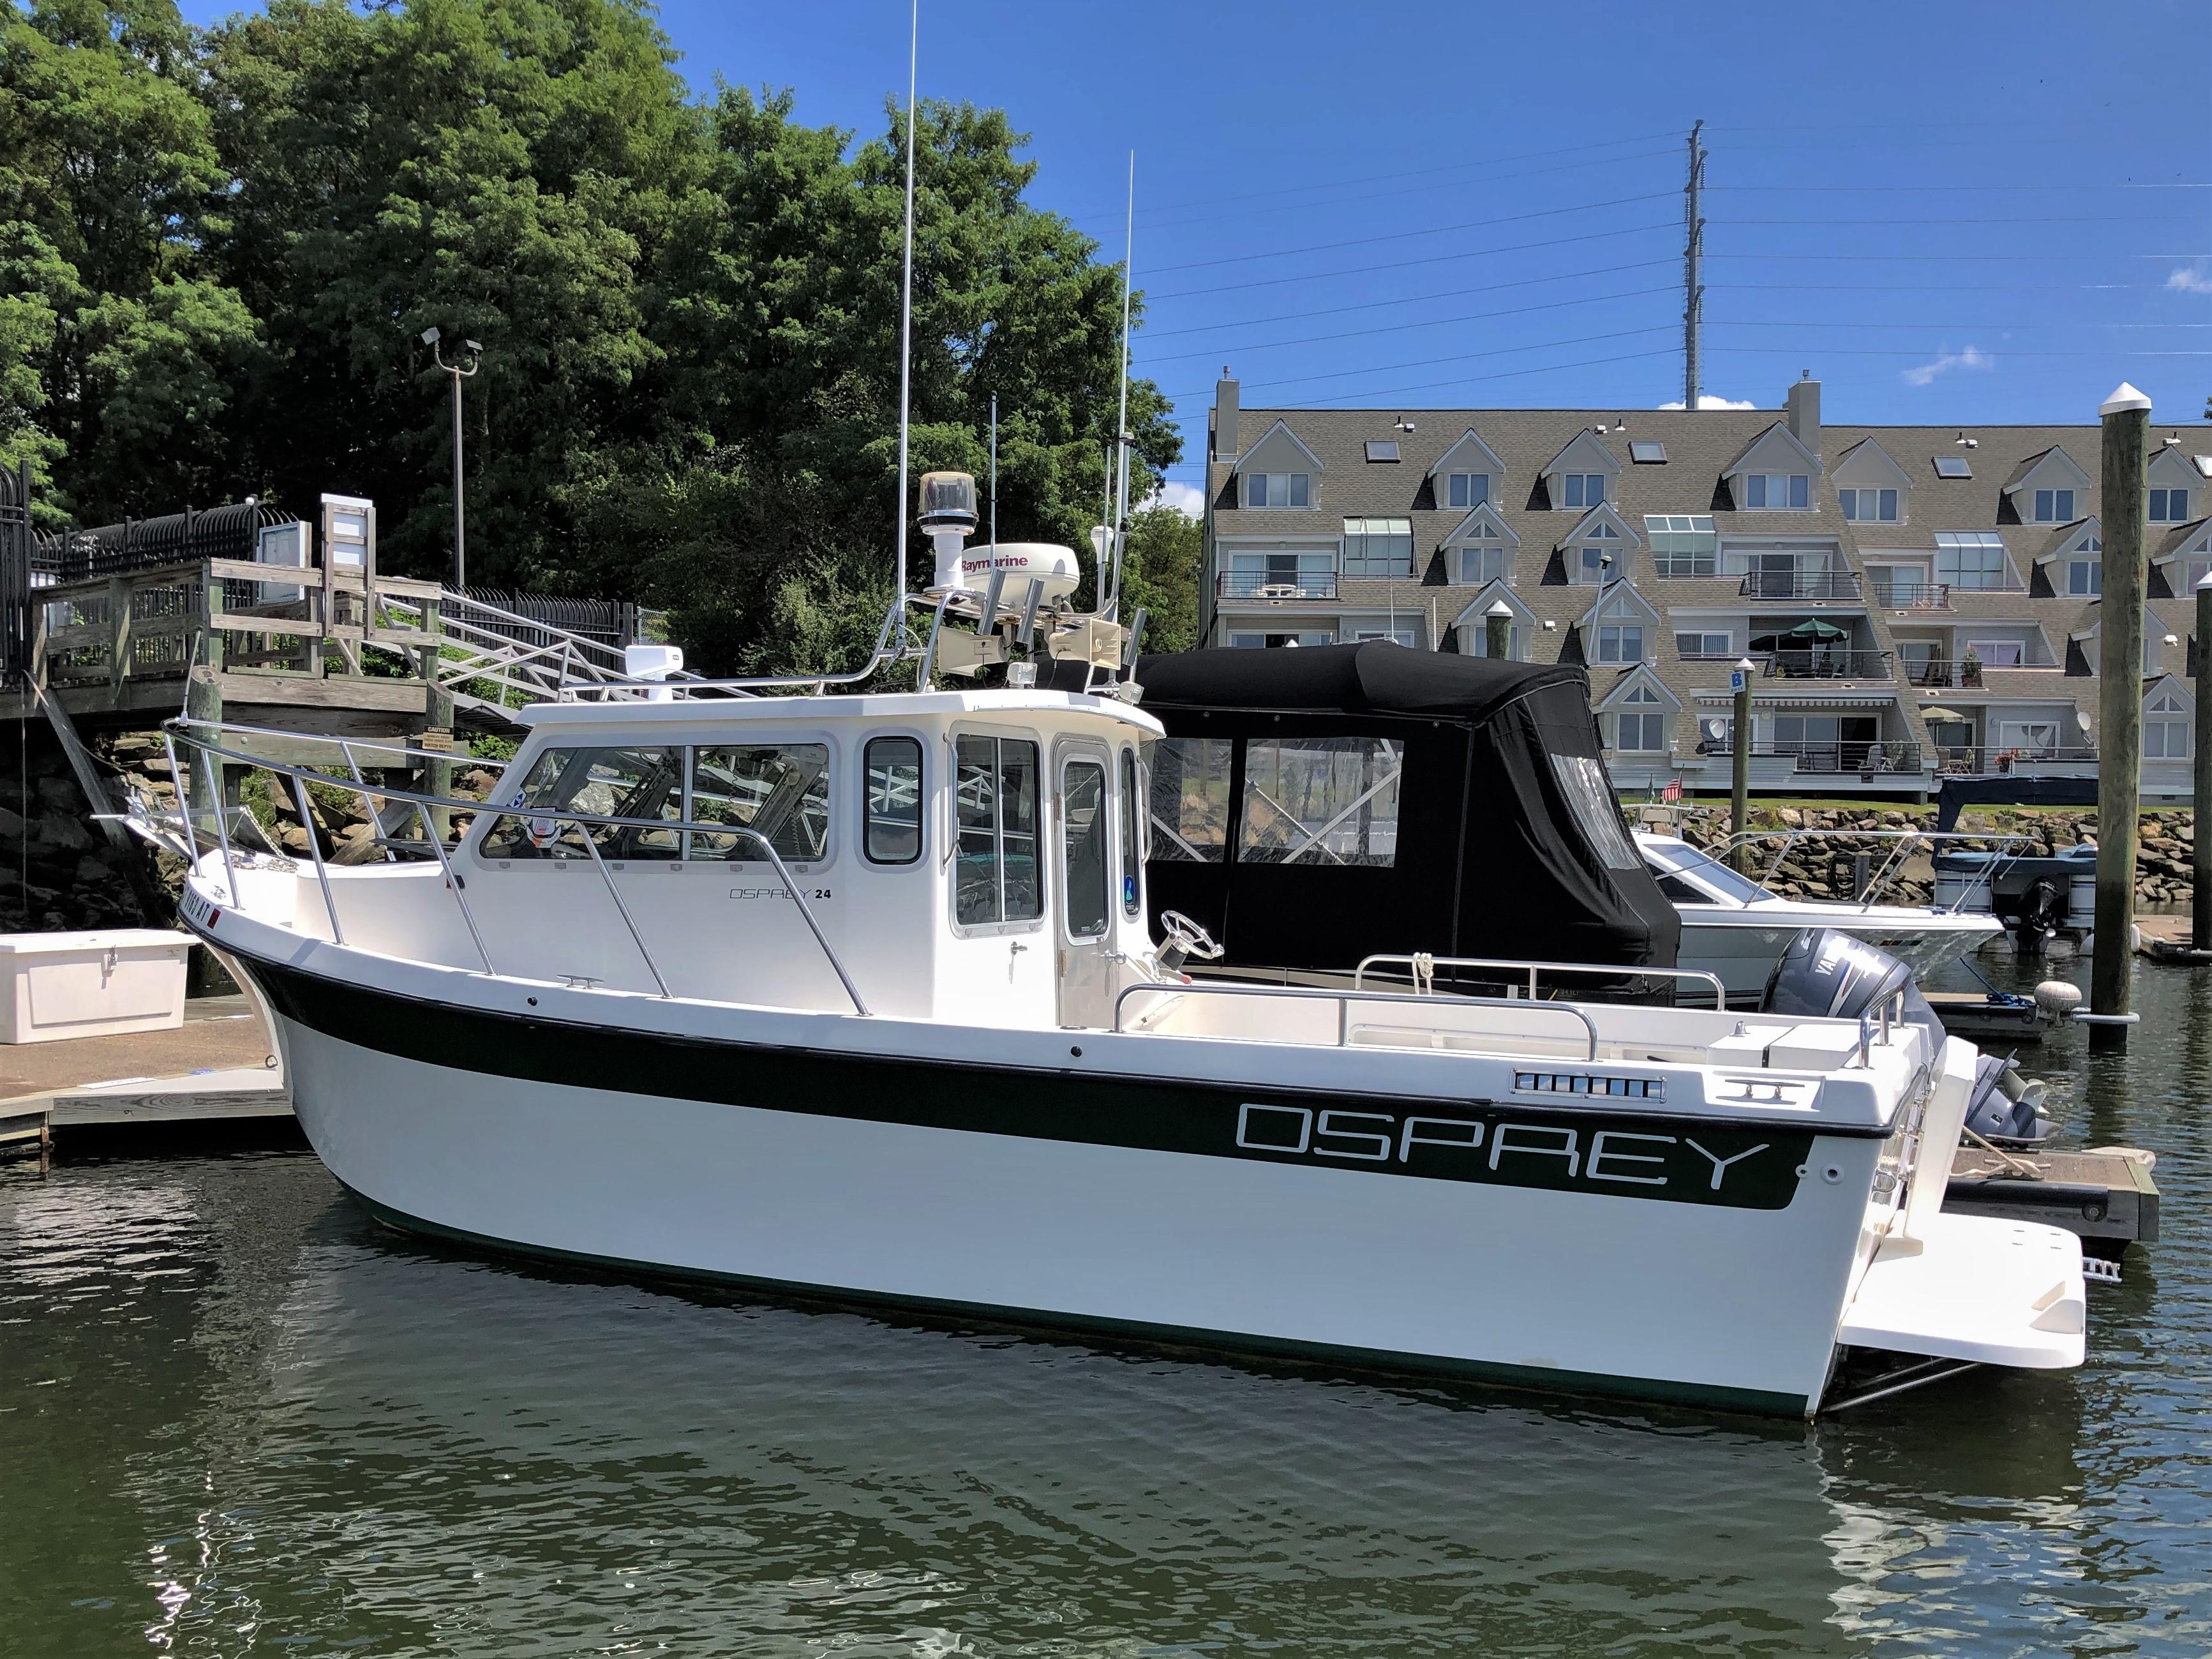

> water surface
[3,955,2208,1656]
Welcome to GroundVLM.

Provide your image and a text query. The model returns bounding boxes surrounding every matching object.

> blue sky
[194,0,2212,504]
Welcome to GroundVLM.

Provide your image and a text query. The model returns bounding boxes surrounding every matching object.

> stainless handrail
[1352,954,1727,1010]
[172,715,511,776]
[1711,827,2035,913]
[162,720,871,1017]
[1114,980,1601,1061]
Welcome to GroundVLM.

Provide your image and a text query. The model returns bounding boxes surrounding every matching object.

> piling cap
[2100,382,2152,416]
[1485,600,1513,616]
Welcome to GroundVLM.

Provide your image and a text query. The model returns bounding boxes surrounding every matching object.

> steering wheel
[1157,910,1223,970]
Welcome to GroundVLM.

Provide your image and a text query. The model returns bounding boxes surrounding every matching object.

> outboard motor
[1762,927,2054,1144]
[1761,927,1943,1055]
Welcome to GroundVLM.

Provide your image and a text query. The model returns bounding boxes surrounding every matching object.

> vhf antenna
[1107,150,1135,620]
[892,0,920,649]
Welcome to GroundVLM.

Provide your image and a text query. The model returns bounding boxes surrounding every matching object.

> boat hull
[228,946,1889,1418]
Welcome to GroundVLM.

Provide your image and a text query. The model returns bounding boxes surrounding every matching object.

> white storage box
[0,929,195,1044]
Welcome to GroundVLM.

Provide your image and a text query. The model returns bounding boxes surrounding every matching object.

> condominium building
[1199,375,2210,799]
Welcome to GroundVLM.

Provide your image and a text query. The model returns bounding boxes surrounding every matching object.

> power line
[1204,347,1685,410]
[1716,280,2206,292]
[1188,325,1678,397]
[1151,221,1678,299]
[1708,181,2212,192]
[1705,251,2212,262]
[1708,317,2212,331]
[1057,128,1687,223]
[1717,214,2197,226]
[1070,148,1682,238]
[1705,345,2212,359]
[1140,283,1677,364]
[1148,191,1678,274]
[1146,258,1678,339]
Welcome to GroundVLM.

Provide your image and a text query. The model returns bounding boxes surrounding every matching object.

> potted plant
[1961,646,1983,687]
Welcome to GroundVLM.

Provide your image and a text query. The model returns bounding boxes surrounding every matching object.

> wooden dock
[1945,1145,2159,1257]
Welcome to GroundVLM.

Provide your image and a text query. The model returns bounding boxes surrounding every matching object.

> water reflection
[4,952,2209,1656]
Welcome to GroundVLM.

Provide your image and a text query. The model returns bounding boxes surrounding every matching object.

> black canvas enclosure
[1110,642,1680,977]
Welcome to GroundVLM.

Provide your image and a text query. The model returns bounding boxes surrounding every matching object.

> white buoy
[2032,980,2083,1022]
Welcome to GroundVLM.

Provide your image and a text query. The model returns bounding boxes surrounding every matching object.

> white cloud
[2167,262,2212,294]
[1902,345,1994,387]
[1143,480,1206,518]
[1655,394,1757,410]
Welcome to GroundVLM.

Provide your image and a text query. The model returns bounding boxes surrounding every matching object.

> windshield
[1641,839,1773,905]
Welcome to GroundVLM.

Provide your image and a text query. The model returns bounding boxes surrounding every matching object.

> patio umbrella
[1921,707,1968,723]
[1781,619,1851,641]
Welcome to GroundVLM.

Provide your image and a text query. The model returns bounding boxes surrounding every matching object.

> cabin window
[863,737,924,864]
[688,744,831,862]
[1547,752,1640,871]
[1119,749,1143,915]
[955,735,1042,926]
[481,745,684,860]
[1239,737,1401,866]
[1149,738,1232,862]
[1061,759,1110,940]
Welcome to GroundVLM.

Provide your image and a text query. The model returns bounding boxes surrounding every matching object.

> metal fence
[451,588,638,649]
[0,463,33,679]
[33,502,303,584]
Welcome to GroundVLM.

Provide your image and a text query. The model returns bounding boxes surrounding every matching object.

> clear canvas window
[689,744,832,862]
[481,745,684,861]
[1239,737,1402,867]
[954,735,1041,926]
[1149,737,1232,863]
[863,736,923,865]
[1547,752,1640,870]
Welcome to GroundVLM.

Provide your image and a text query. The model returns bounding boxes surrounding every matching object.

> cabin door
[1054,742,1116,1028]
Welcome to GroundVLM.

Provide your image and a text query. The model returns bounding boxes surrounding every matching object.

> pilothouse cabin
[320,691,1165,1027]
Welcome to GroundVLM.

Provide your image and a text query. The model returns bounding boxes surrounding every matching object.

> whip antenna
[893,0,919,643]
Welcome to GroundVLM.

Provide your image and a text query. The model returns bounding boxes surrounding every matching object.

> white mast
[1109,150,1135,618]
[893,0,920,639]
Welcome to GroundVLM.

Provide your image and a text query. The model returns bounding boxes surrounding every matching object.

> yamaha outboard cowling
[1761,927,1943,1055]
[1762,927,2053,1144]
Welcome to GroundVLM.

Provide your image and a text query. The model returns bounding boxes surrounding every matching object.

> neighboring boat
[1636,833,2004,1002]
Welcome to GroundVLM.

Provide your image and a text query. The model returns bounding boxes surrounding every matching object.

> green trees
[0,0,1193,664]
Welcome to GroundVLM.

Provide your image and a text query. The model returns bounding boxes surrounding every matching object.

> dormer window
[1839,487,1897,523]
[1561,472,1606,509]
[1610,685,1666,752]
[1570,520,1623,584]
[1457,540,1510,585]
[1742,473,1810,510]
[2033,488,2076,523]
[1594,622,1646,664]
[1245,472,1310,509]
[2146,691,2190,759]
[2067,534,2103,597]
[2151,486,2192,523]
[1446,471,1491,509]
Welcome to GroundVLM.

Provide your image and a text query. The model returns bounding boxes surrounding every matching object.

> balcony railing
[1761,649,1892,681]
[1902,657,2050,688]
[1217,571,1338,601]
[1872,582,1951,610]
[1681,740,1924,774]
[1738,571,1862,601]
[1934,744,2098,776]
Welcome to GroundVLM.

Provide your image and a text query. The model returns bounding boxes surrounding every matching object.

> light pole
[421,326,481,593]
[1731,657,1756,871]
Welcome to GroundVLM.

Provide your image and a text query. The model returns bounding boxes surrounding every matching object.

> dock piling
[2091,384,2151,1052]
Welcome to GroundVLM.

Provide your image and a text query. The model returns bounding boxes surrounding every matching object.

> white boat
[154,608,2086,1418]
[1637,834,2004,1002]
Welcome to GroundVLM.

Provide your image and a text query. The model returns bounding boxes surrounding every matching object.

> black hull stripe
[227,940,1853,1209]
[350,1184,1811,1418]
